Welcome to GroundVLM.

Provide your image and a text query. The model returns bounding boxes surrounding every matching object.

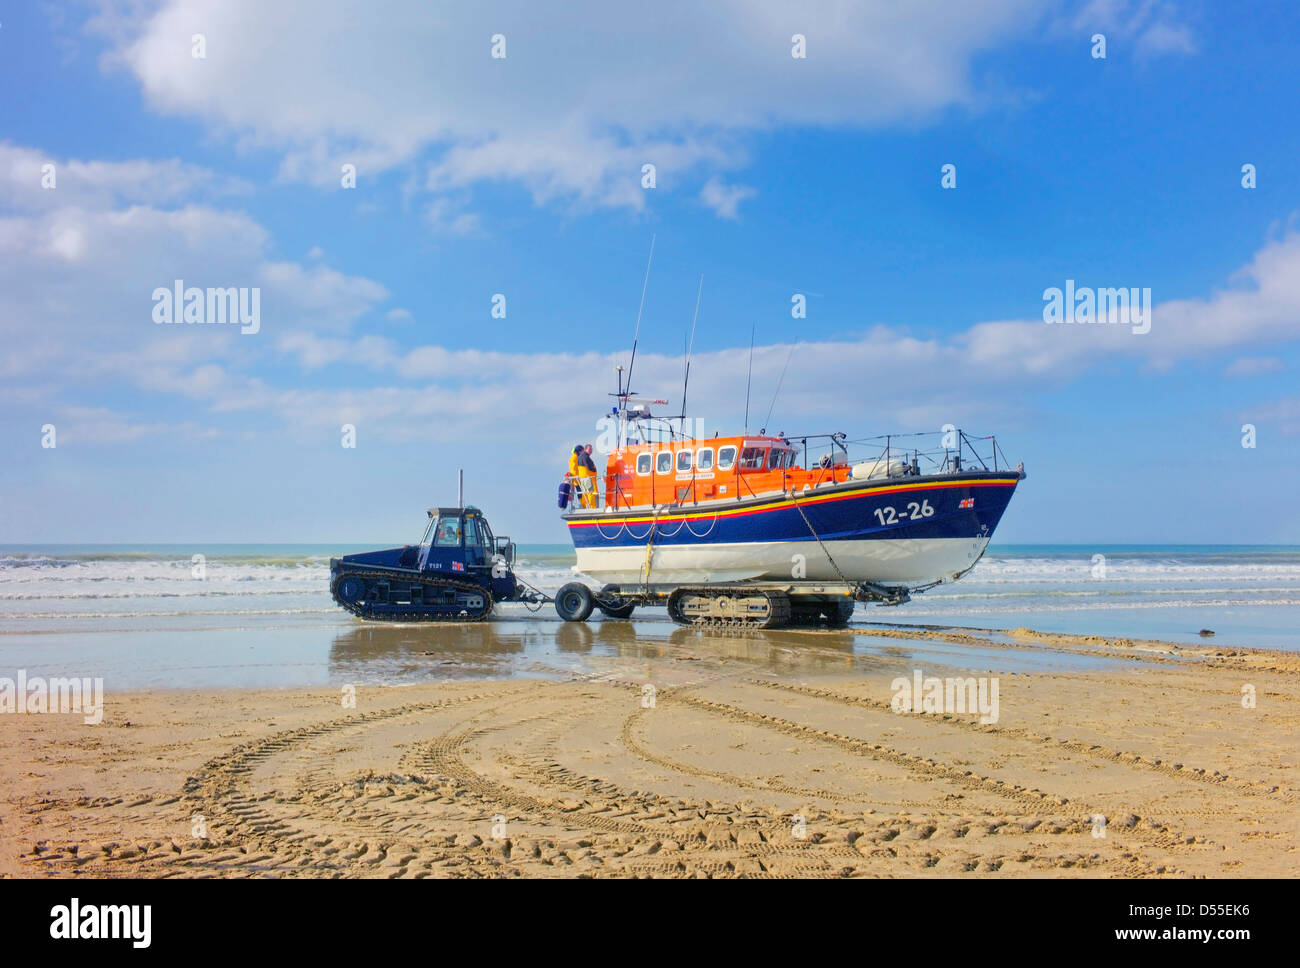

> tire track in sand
[747,678,1290,801]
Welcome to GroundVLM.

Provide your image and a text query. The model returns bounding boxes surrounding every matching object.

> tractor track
[16,674,1237,879]
[643,685,1208,869]
[745,678,1293,801]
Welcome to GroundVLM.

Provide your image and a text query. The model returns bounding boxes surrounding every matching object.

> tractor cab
[330,499,543,622]
[417,507,518,600]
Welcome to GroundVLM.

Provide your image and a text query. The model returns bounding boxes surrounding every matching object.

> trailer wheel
[595,584,636,619]
[596,600,636,619]
[555,582,595,622]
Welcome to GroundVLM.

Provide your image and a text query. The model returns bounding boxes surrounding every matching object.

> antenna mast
[763,343,795,432]
[743,324,755,435]
[623,234,655,407]
[680,274,702,435]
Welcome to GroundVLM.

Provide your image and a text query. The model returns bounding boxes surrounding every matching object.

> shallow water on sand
[1,544,1294,689]
[0,611,1135,691]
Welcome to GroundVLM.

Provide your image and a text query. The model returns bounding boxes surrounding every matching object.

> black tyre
[596,601,636,619]
[555,582,595,622]
[595,584,636,619]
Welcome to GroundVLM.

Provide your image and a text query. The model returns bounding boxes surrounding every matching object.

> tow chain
[789,489,857,596]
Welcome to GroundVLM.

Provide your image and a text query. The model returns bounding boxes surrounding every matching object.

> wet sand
[2,622,1298,878]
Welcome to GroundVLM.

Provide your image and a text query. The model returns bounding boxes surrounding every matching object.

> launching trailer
[554,579,870,629]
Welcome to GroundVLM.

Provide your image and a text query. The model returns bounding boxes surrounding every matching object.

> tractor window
[717,445,737,471]
[434,516,463,547]
[676,450,693,472]
[697,448,714,471]
[636,453,652,475]
[739,447,767,471]
[463,517,480,547]
[656,451,672,474]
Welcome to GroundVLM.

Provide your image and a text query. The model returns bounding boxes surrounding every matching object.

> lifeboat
[560,399,1024,599]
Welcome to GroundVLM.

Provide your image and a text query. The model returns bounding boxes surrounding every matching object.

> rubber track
[330,567,493,622]
[667,587,792,629]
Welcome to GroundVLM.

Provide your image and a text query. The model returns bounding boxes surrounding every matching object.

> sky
[1,0,1298,545]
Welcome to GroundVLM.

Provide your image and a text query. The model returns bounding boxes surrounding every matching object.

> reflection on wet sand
[330,622,533,660]
[329,615,872,684]
[668,625,855,657]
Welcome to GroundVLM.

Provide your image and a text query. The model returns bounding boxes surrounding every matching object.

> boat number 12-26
[874,500,934,525]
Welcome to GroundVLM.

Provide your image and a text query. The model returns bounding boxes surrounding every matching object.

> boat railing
[784,430,1014,479]
[585,428,1015,514]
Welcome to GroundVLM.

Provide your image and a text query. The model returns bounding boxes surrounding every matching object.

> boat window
[676,449,693,472]
[717,445,737,471]
[434,516,463,547]
[770,449,794,469]
[656,450,673,474]
[635,453,652,475]
[739,446,767,471]
[697,448,714,471]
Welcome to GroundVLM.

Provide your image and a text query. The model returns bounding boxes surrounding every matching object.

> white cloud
[48,405,218,445]
[1067,0,1197,57]
[0,141,250,212]
[1250,396,1300,437]
[0,143,392,393]
[424,198,480,235]
[102,0,1045,213]
[9,135,1300,453]
[1137,20,1197,56]
[699,177,756,219]
[258,261,389,330]
[1225,356,1284,378]
[259,218,1300,439]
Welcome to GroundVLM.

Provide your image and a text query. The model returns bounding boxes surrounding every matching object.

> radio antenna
[743,323,755,435]
[763,343,795,432]
[623,234,655,405]
[680,274,703,432]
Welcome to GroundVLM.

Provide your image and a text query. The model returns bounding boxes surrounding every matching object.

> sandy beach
[3,622,1297,879]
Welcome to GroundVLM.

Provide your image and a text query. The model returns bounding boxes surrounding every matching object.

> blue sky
[2,0,1298,544]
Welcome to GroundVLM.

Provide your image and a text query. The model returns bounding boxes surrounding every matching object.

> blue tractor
[330,506,546,622]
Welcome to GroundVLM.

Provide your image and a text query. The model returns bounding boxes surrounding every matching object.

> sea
[1,544,1296,688]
